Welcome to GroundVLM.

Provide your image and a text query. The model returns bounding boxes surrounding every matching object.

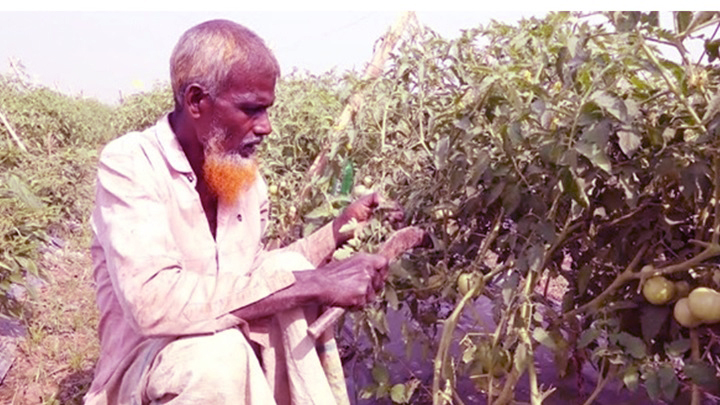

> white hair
[169,19,280,108]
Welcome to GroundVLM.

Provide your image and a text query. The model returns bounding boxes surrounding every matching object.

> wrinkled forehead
[226,60,277,88]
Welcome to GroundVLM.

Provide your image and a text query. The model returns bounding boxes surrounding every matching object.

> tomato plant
[265,11,720,405]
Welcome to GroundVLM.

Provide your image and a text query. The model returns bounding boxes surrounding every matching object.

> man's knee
[145,328,265,401]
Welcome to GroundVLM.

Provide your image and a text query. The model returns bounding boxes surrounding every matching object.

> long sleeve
[92,131,294,337]
[279,222,337,267]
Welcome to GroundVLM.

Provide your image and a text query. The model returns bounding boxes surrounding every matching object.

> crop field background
[2,11,720,405]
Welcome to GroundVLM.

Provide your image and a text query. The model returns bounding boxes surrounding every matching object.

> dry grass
[0,238,99,405]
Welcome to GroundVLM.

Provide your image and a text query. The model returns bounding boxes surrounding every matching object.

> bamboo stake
[293,11,417,220]
[0,109,27,153]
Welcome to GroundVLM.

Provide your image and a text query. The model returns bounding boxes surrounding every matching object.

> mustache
[205,130,261,155]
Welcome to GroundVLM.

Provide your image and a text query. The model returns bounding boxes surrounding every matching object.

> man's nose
[254,112,272,136]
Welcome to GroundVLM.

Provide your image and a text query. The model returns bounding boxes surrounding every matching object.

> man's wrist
[291,270,325,304]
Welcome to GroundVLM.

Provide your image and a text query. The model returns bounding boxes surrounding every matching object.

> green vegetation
[264,11,720,404]
[0,65,171,315]
[5,10,720,405]
[0,66,172,403]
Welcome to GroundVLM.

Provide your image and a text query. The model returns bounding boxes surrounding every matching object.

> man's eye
[238,103,266,112]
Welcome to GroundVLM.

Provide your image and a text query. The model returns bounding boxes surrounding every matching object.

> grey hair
[169,19,280,108]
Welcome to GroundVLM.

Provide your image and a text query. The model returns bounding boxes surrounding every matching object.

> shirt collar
[155,114,193,174]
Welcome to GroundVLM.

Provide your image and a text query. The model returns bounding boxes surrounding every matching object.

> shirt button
[186,174,194,182]
[237,214,243,221]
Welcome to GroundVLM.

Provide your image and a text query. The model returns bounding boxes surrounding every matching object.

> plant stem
[562,244,648,320]
[581,361,615,405]
[521,264,541,404]
[563,241,720,320]
[637,32,705,129]
[432,281,485,405]
[380,102,389,149]
[523,330,542,405]
[691,328,701,405]
[713,155,720,245]
[0,109,27,153]
[476,209,504,270]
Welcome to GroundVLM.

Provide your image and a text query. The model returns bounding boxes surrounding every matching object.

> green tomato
[688,287,720,323]
[674,297,702,328]
[642,276,675,305]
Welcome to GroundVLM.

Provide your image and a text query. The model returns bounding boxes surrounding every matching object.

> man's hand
[332,192,404,247]
[315,253,388,309]
[231,253,387,321]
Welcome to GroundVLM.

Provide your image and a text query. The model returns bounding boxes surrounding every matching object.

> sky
[0,6,715,105]
[0,10,539,104]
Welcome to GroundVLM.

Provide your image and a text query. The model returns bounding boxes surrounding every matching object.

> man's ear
[184,84,209,119]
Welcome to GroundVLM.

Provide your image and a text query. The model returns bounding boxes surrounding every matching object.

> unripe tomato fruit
[642,276,675,305]
[674,281,690,299]
[458,273,482,297]
[688,287,720,323]
[674,297,703,328]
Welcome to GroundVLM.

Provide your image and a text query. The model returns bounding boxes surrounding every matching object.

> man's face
[199,66,275,203]
[202,64,276,159]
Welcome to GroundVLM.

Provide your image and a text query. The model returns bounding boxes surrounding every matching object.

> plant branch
[680,14,720,41]
[563,241,720,321]
[432,280,486,405]
[0,109,27,153]
[494,366,521,405]
[648,242,720,277]
[637,32,705,129]
[562,243,648,321]
[639,89,673,106]
[696,21,720,67]
[475,208,504,270]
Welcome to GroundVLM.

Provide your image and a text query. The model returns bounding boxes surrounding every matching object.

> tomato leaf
[658,365,679,400]
[616,332,647,359]
[684,361,720,390]
[640,305,669,341]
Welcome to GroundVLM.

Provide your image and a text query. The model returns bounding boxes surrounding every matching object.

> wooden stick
[0,109,27,153]
[294,12,417,219]
[307,226,426,339]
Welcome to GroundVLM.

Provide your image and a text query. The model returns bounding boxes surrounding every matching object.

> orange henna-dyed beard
[202,128,258,205]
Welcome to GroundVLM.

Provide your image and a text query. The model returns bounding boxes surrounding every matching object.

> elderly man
[85,19,388,405]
